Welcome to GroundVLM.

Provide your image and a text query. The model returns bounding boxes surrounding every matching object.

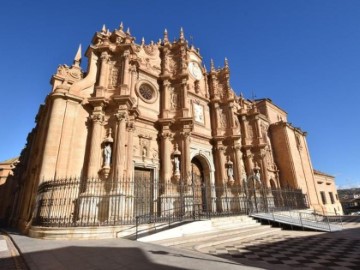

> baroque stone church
[4,24,342,238]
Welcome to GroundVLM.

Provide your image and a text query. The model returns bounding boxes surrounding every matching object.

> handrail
[251,209,343,232]
[135,203,204,240]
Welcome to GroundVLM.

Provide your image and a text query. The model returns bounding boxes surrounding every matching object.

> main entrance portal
[191,157,207,212]
[134,168,153,217]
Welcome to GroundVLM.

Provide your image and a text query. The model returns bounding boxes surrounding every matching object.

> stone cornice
[270,121,307,136]
[49,91,83,103]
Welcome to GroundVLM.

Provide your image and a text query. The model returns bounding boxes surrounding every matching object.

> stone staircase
[138,215,281,252]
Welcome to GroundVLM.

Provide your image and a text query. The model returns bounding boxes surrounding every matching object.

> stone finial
[73,44,82,67]
[203,64,207,73]
[126,27,131,35]
[102,24,106,33]
[141,37,145,46]
[210,59,215,72]
[119,22,124,31]
[163,28,169,43]
[224,57,229,69]
[179,27,185,41]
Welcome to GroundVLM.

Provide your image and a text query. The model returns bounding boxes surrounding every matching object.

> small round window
[139,84,153,100]
[137,82,158,103]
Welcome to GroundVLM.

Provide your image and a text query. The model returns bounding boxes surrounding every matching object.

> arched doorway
[191,157,207,212]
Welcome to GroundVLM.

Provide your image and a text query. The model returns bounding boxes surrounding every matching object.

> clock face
[188,62,203,80]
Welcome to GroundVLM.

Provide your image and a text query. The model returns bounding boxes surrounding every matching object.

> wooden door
[134,168,153,217]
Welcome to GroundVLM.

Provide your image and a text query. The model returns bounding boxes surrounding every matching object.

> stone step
[165,226,281,253]
[150,223,267,246]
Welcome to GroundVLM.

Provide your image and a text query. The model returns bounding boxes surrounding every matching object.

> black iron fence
[32,177,308,227]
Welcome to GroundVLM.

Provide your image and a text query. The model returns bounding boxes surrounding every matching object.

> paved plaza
[202,230,360,269]
[1,222,360,270]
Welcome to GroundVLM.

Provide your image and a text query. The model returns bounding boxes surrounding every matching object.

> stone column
[113,111,127,191]
[162,79,170,118]
[181,78,188,117]
[160,131,173,182]
[259,150,269,187]
[181,131,191,184]
[244,149,254,177]
[130,66,137,101]
[214,142,226,185]
[233,144,243,185]
[126,121,135,180]
[99,52,109,88]
[87,109,104,179]
[254,115,262,143]
[240,115,249,145]
[122,50,130,94]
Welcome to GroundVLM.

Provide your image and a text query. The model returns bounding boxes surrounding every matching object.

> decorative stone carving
[139,134,151,160]
[170,86,180,109]
[55,64,83,83]
[220,111,227,128]
[172,143,181,181]
[226,156,234,185]
[101,129,114,179]
[115,112,127,122]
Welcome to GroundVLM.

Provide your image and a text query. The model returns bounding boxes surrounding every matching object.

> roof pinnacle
[180,27,185,41]
[102,24,106,33]
[210,59,215,72]
[73,44,82,67]
[126,27,131,35]
[119,22,124,30]
[224,57,229,68]
[163,28,169,43]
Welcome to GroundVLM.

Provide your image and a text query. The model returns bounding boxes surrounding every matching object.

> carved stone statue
[103,143,112,167]
[226,156,234,184]
[174,156,180,174]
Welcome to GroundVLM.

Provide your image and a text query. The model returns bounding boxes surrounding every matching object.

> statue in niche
[102,128,113,169]
[174,156,180,174]
[103,143,112,167]
[172,143,181,180]
[142,147,147,158]
[226,156,234,184]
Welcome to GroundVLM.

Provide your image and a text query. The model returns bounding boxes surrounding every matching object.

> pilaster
[126,121,135,180]
[121,49,130,95]
[98,51,110,88]
[113,110,127,188]
[180,131,191,184]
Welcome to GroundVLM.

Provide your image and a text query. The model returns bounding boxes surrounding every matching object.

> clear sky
[1,0,359,188]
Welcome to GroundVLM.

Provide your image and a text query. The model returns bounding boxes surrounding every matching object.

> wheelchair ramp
[251,211,343,232]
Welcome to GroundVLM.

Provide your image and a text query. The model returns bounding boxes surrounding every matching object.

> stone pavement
[0,231,27,269]
[1,229,260,270]
[198,223,360,270]
[2,223,360,270]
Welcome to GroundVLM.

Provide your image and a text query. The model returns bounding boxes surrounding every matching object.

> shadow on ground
[204,225,360,270]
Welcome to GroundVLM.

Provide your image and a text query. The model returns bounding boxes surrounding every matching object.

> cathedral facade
[6,24,342,237]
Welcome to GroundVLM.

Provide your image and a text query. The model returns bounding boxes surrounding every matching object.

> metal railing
[32,177,309,227]
[251,208,343,232]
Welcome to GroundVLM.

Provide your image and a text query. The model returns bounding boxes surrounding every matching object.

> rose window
[139,84,153,100]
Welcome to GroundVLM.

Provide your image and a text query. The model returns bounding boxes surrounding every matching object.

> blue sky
[1,0,359,188]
